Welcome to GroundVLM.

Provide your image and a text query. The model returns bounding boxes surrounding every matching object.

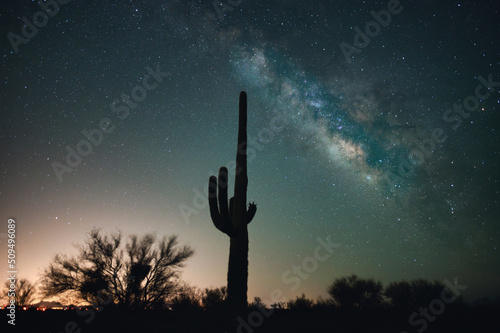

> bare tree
[40,228,194,309]
[3,278,37,307]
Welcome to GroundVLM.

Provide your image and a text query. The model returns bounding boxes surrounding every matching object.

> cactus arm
[230,197,256,224]
[208,176,225,232]
[218,167,231,225]
[246,203,257,224]
[208,173,237,237]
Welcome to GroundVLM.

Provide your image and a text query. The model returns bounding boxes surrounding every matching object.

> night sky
[1,0,499,303]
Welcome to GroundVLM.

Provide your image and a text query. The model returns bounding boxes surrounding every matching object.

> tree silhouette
[384,279,447,310]
[202,286,227,311]
[170,284,203,312]
[249,296,267,310]
[208,91,257,316]
[312,296,334,312]
[270,301,286,310]
[286,293,314,311]
[327,274,383,311]
[3,278,37,307]
[40,228,193,309]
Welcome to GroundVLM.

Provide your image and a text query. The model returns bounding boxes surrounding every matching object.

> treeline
[170,275,496,313]
[166,280,498,333]
[2,229,499,332]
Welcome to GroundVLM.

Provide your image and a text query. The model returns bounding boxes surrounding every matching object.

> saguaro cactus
[208,91,257,316]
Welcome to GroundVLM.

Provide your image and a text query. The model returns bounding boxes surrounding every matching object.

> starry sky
[1,0,499,303]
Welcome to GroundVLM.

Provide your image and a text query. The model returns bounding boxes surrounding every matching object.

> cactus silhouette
[208,91,257,316]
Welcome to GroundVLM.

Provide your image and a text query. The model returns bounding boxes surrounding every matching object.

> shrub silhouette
[249,296,268,311]
[286,293,315,311]
[202,286,227,311]
[170,285,203,312]
[327,274,383,311]
[384,279,448,310]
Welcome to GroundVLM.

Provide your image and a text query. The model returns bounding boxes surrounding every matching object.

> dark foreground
[2,303,499,333]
